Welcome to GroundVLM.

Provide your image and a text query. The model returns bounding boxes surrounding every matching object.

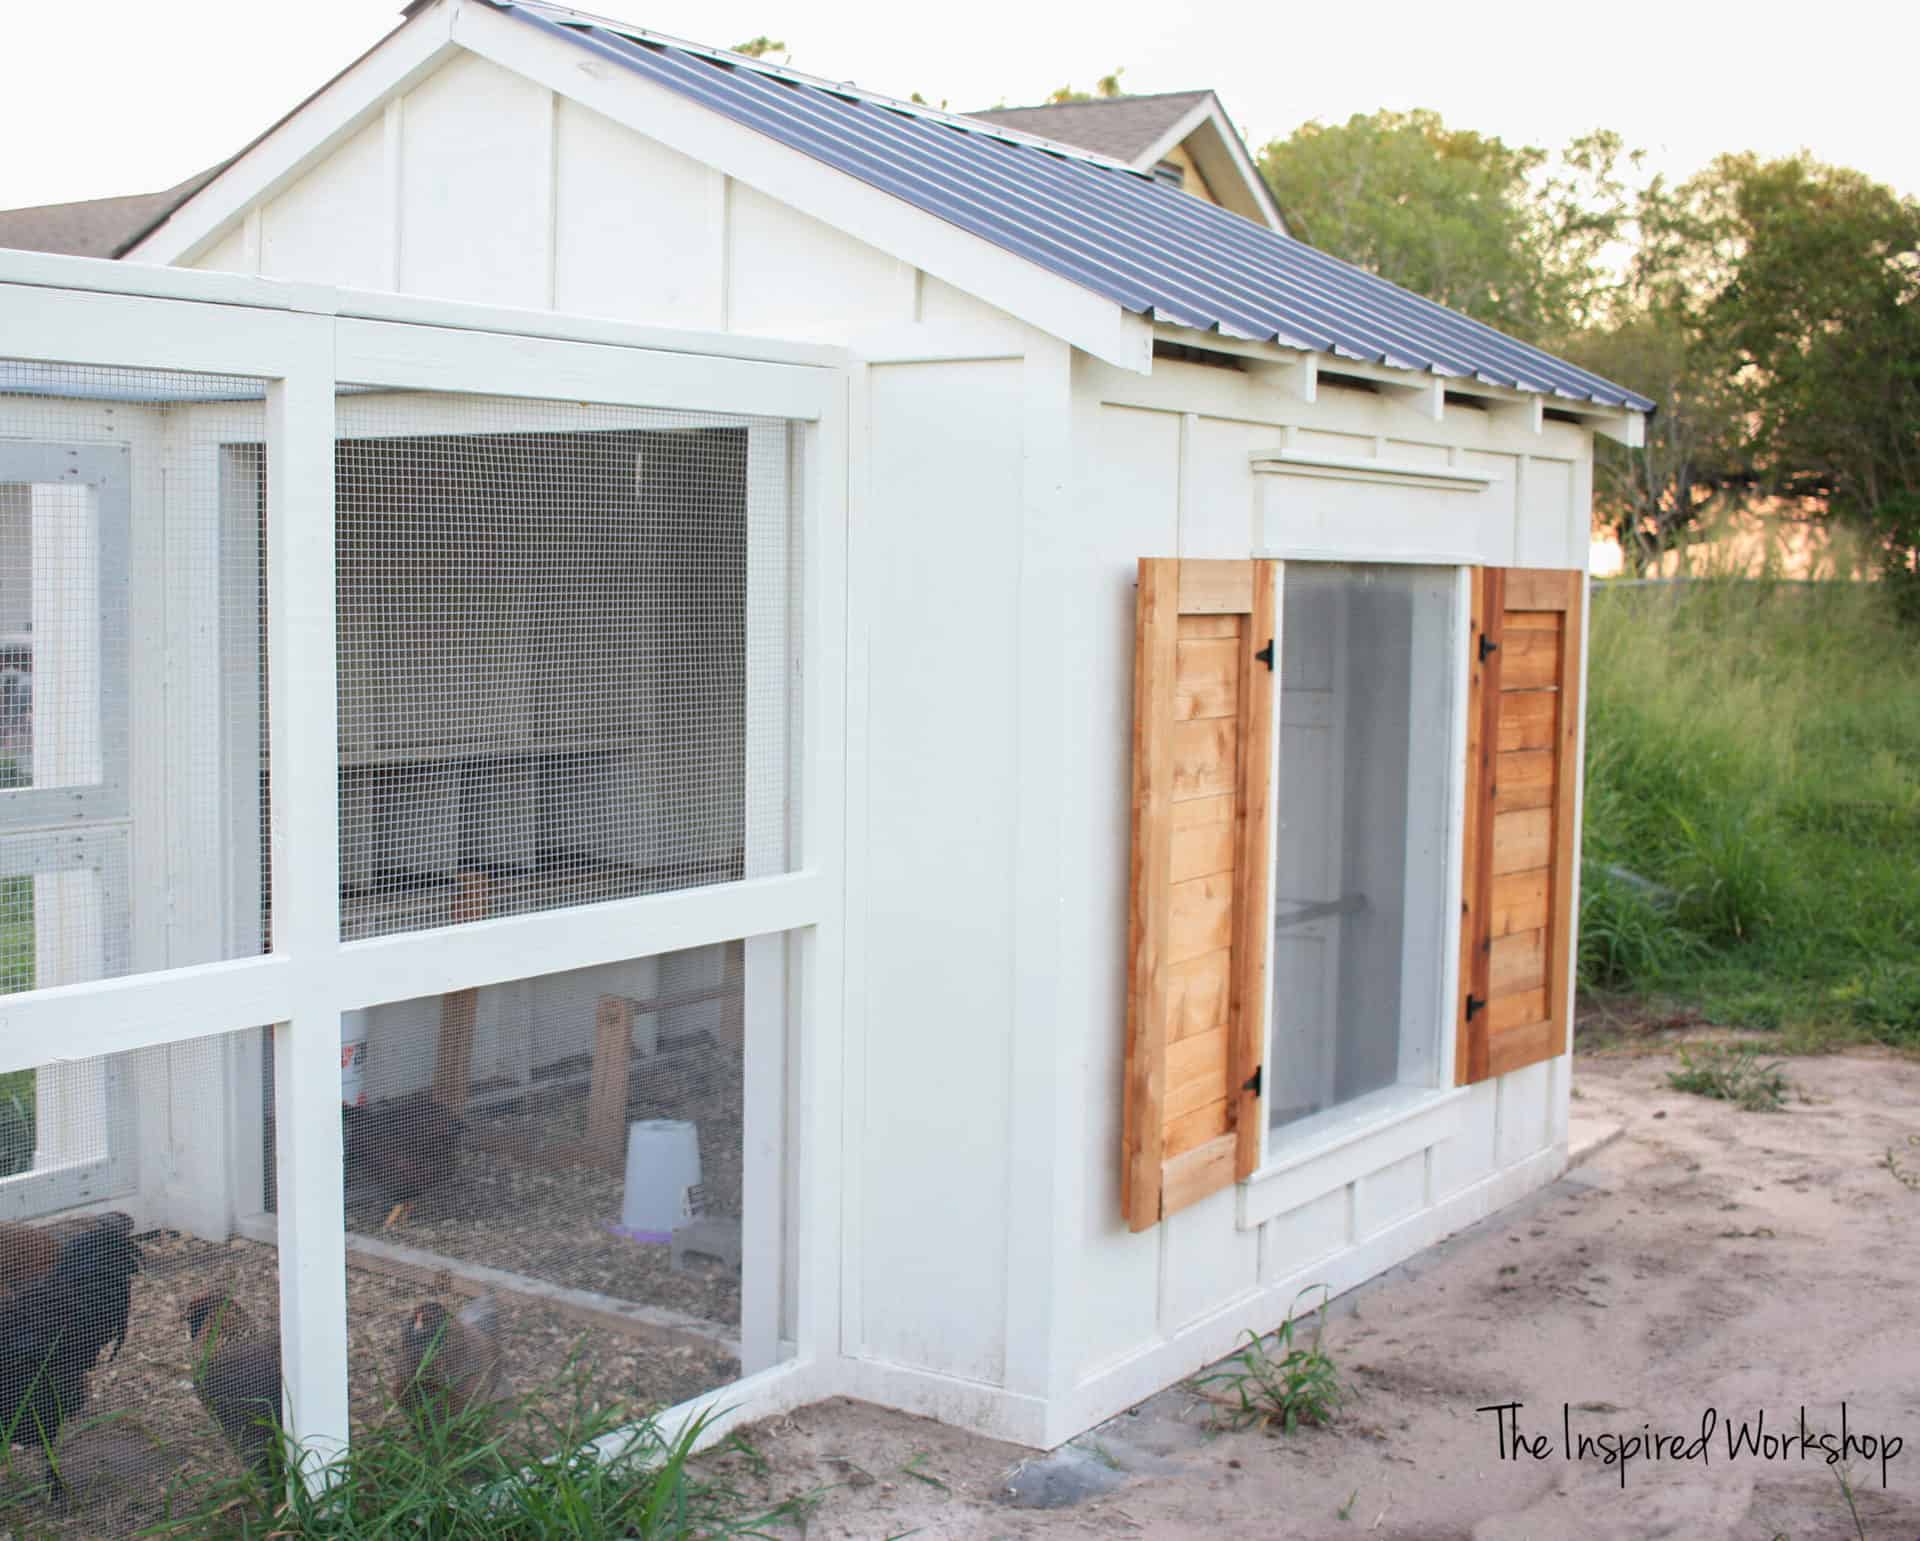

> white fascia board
[451,3,1152,373]
[126,7,461,268]
[1134,96,1286,234]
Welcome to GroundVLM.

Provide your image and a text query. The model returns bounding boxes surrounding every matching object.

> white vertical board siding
[857,359,1022,1385]
[1181,415,1262,558]
[1060,397,1179,1381]
[262,117,388,290]
[1517,456,1578,567]
[553,100,724,329]
[397,52,552,307]
[1259,1184,1349,1283]
[195,225,252,277]
[728,184,912,338]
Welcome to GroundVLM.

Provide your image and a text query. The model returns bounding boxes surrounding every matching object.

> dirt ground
[713,1044,1920,1540]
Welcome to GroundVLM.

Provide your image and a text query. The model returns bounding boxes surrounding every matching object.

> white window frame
[1239,560,1473,1224]
[0,255,849,1478]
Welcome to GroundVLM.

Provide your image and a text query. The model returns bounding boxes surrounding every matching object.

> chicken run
[0,348,785,1532]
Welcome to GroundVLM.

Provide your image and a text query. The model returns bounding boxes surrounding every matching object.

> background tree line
[1258,112,1920,610]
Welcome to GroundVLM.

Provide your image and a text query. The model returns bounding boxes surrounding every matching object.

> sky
[1,0,1916,213]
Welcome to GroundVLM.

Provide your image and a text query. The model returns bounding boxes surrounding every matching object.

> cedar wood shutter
[1124,559,1276,1230]
[1457,567,1583,1084]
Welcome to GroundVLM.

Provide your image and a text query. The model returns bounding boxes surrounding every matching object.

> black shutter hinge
[1465,994,1486,1021]
[1254,638,1275,671]
[1243,1065,1263,1096]
[1479,634,1499,663]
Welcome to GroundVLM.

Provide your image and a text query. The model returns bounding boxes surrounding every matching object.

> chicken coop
[0,0,1657,1520]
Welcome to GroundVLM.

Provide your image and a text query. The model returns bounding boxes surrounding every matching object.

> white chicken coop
[0,0,1652,1511]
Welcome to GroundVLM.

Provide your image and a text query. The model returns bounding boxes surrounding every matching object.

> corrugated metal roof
[500,4,1650,411]
[967,93,1214,165]
[504,7,1648,410]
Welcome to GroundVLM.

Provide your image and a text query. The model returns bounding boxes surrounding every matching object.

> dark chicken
[0,1214,144,1462]
[186,1291,284,1481]
[343,1091,464,1230]
[394,1294,504,1423]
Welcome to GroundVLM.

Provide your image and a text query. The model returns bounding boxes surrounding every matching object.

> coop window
[1267,563,1457,1134]
[334,392,799,941]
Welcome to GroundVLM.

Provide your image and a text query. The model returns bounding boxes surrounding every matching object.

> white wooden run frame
[0,250,848,1471]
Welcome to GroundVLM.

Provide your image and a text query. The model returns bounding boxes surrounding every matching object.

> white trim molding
[1250,448,1496,492]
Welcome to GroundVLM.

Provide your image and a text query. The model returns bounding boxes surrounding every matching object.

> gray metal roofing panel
[497,3,1654,411]
[966,93,1213,164]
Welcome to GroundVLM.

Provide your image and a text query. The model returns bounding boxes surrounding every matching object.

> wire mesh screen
[264,937,784,1443]
[0,1028,285,1538]
[334,392,800,941]
[0,361,270,993]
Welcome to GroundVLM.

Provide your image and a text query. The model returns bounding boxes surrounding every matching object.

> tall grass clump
[1581,562,1920,1042]
[142,1369,798,1541]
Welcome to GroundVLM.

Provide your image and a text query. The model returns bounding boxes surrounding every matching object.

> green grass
[135,1368,805,1540]
[1581,574,1920,1043]
[1665,1043,1792,1111]
[1189,1288,1345,1435]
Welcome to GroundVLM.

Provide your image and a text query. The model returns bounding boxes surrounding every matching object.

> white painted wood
[261,116,389,290]
[448,4,1152,371]
[727,182,912,340]
[1053,1141,1567,1446]
[398,53,553,307]
[1251,447,1493,490]
[1055,396,1176,1386]
[553,100,724,329]
[336,872,822,1009]
[126,11,462,268]
[1239,1087,1468,1228]
[333,318,828,419]
[857,359,1021,1385]
[1495,1060,1555,1166]
[1161,1184,1259,1335]
[1003,334,1073,1403]
[1429,1080,1500,1198]
[265,338,352,1476]
[1258,1184,1348,1284]
[1352,1147,1429,1237]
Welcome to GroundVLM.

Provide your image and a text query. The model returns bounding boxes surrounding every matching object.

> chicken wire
[0,1027,288,1540]
[263,937,786,1439]
[334,391,801,941]
[0,361,271,997]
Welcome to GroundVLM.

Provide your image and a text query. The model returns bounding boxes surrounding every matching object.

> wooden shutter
[1124,559,1276,1230]
[1456,567,1583,1084]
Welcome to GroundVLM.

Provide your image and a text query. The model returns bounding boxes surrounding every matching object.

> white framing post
[267,321,351,1475]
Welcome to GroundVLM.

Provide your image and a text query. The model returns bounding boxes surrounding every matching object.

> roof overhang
[1148,322,1648,445]
[1134,95,1286,235]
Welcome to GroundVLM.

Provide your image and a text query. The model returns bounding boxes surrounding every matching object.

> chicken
[186,1292,283,1481]
[0,1215,142,1470]
[393,1294,504,1424]
[342,1091,464,1230]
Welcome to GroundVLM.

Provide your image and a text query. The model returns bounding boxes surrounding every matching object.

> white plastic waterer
[621,1119,702,1240]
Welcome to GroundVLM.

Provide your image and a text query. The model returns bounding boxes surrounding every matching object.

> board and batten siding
[1054,354,1578,1435]
[192,50,958,342]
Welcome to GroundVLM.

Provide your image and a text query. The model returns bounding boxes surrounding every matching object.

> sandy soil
[712,1045,1920,1540]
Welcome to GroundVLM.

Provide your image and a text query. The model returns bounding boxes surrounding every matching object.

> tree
[1256,110,1633,342]
[730,36,787,61]
[1046,68,1126,104]
[1706,154,1920,608]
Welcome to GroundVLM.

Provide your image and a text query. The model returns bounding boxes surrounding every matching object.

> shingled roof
[0,166,225,260]
[966,92,1214,165]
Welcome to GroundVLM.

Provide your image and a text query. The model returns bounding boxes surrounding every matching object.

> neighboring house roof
[495,3,1652,409]
[966,90,1286,235]
[0,166,225,259]
[968,92,1213,165]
